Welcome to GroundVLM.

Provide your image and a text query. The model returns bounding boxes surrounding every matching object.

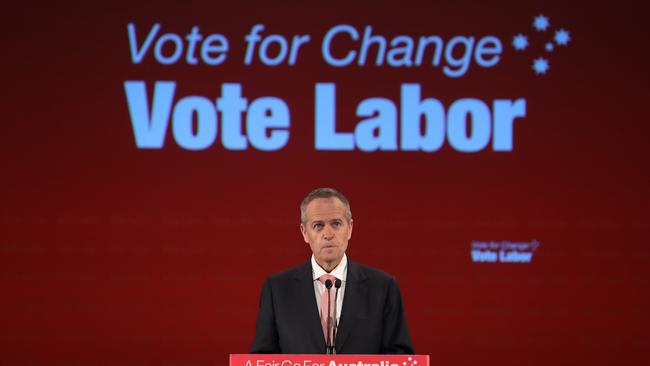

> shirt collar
[311,253,348,282]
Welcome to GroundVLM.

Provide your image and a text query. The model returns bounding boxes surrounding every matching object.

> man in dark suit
[250,188,414,354]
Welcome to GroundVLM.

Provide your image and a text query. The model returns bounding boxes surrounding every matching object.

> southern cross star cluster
[511,14,571,75]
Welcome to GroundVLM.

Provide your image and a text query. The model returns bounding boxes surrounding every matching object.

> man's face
[300,197,353,269]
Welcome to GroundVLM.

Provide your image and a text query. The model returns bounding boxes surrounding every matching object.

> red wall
[2,1,649,365]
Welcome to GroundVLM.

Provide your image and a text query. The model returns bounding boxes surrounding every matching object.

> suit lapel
[293,261,327,351]
[335,261,368,352]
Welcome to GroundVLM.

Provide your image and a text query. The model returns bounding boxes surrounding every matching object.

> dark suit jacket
[250,259,414,354]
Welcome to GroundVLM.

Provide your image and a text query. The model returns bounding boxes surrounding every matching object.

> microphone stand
[325,279,333,354]
[331,279,342,354]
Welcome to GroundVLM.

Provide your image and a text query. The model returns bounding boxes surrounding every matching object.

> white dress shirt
[311,254,347,326]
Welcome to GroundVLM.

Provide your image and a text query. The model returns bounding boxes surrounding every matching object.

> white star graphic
[533,14,550,32]
[545,42,554,52]
[554,29,571,46]
[512,34,528,51]
[532,57,550,75]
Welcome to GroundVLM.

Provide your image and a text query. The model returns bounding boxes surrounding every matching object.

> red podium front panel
[230,354,429,366]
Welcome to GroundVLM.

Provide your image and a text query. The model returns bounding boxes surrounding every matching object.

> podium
[230,354,429,366]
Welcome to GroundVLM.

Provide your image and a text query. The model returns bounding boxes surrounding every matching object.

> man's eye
[332,222,341,227]
[313,223,323,229]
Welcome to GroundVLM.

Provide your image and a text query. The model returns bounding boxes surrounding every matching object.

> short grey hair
[300,187,352,224]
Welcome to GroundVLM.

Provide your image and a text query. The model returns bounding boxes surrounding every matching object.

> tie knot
[318,274,336,285]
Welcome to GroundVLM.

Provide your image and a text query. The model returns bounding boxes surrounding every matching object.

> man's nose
[323,226,334,240]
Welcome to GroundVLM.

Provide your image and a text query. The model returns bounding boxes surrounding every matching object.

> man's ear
[300,223,309,243]
[348,219,353,240]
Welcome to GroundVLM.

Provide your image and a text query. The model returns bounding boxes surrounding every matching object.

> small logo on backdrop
[471,240,540,263]
[511,14,571,75]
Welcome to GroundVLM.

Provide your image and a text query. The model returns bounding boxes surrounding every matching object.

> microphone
[325,279,333,354]
[332,279,342,354]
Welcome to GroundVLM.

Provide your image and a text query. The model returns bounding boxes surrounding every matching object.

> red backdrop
[2,1,649,365]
